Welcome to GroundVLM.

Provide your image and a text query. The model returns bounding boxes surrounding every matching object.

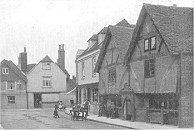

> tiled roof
[27,64,36,73]
[77,41,100,59]
[1,59,27,82]
[115,19,136,28]
[76,49,85,58]
[66,78,76,92]
[125,4,193,63]
[95,25,134,72]
[97,27,108,35]
[144,4,193,53]
[87,34,98,42]
[40,55,53,62]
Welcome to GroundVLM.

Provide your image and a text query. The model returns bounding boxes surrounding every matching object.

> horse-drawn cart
[70,105,88,121]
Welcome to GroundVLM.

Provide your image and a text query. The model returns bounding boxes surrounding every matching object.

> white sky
[0,0,193,77]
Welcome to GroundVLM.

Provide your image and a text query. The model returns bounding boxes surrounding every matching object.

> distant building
[95,19,135,118]
[75,27,107,115]
[124,4,193,128]
[1,58,28,109]
[26,45,70,108]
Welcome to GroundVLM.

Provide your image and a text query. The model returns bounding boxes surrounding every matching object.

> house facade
[95,19,135,118]
[124,4,193,128]
[1,59,28,109]
[75,27,107,114]
[26,44,70,108]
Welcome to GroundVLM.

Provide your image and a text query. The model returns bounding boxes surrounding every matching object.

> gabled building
[1,58,28,109]
[95,19,135,118]
[75,27,107,115]
[26,44,70,108]
[124,4,193,128]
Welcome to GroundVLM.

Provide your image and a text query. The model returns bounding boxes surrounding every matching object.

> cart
[70,105,88,121]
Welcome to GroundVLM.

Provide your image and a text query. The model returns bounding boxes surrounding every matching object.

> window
[2,68,9,74]
[42,63,51,70]
[43,77,51,87]
[92,56,97,77]
[144,59,155,78]
[8,96,15,104]
[108,67,116,93]
[7,82,16,90]
[92,88,98,102]
[144,36,156,52]
[82,61,85,79]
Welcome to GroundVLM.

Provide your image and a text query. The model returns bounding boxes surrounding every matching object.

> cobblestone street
[1,109,127,129]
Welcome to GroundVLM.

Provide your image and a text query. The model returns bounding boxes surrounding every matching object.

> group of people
[98,101,117,119]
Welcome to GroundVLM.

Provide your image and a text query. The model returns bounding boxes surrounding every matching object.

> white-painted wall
[77,51,99,85]
[27,62,67,93]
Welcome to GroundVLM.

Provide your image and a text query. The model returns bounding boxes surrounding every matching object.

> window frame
[81,61,85,79]
[43,76,52,87]
[92,56,97,77]
[8,96,15,104]
[144,59,155,78]
[144,36,156,52]
[7,82,16,90]
[2,68,9,74]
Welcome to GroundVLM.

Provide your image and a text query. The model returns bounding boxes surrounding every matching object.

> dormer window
[144,36,156,52]
[42,63,51,70]
[2,68,9,74]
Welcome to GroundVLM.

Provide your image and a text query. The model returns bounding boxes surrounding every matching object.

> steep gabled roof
[40,55,53,62]
[95,25,134,73]
[115,19,136,28]
[124,4,193,64]
[87,34,98,42]
[97,27,108,35]
[1,59,27,82]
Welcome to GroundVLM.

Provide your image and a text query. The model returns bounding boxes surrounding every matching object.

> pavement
[64,107,192,130]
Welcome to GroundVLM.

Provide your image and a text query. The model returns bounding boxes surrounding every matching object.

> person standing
[84,99,90,116]
[53,104,59,118]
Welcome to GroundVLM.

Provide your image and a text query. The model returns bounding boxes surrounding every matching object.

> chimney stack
[18,47,27,74]
[173,4,177,7]
[57,44,65,70]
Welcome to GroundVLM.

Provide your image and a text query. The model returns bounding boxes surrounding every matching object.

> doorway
[34,93,41,108]
[124,99,132,120]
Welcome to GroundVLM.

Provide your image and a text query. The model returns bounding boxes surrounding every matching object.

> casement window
[92,56,97,77]
[144,59,155,78]
[108,67,116,93]
[82,61,85,79]
[2,68,9,74]
[108,67,116,84]
[7,82,16,90]
[8,96,15,104]
[42,63,51,70]
[92,88,98,102]
[43,77,51,87]
[144,36,156,52]
[149,99,178,110]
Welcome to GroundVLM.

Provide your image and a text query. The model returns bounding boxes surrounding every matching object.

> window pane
[144,39,149,51]
[151,37,156,49]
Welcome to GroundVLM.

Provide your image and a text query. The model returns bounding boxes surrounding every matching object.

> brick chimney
[57,44,65,70]
[18,47,27,74]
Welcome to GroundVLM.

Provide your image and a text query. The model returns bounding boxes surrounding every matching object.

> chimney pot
[59,45,61,50]
[62,44,64,50]
[24,47,26,52]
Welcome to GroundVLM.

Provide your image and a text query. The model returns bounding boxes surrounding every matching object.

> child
[53,104,60,118]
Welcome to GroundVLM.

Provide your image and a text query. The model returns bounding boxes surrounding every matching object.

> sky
[0,0,193,77]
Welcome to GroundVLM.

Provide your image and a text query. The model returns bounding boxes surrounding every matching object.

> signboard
[42,94,59,102]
